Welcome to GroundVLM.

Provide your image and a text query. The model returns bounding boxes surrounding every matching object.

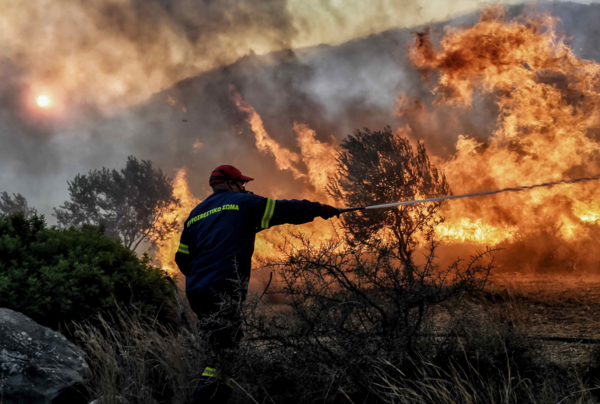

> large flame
[231,85,304,179]
[155,120,339,274]
[156,168,200,275]
[230,90,340,260]
[406,7,600,250]
[230,87,338,201]
[293,122,338,202]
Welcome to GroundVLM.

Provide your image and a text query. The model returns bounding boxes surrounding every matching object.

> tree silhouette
[328,126,451,278]
[0,192,36,218]
[54,156,181,250]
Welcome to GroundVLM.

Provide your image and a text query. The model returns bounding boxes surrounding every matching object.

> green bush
[0,213,173,329]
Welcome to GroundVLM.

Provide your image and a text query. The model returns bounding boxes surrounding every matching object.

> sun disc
[37,95,50,108]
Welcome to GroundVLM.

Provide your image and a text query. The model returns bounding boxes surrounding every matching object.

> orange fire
[230,85,305,179]
[229,89,341,259]
[293,122,338,203]
[156,168,200,275]
[406,7,600,251]
[230,87,338,201]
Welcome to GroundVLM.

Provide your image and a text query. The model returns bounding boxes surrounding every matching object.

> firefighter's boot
[191,367,233,404]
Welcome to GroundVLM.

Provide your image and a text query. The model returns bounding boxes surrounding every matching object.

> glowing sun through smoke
[37,95,50,108]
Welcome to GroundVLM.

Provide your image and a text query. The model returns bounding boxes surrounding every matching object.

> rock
[0,308,89,404]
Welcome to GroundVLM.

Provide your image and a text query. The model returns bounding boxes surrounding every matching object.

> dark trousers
[187,284,247,362]
[186,284,247,403]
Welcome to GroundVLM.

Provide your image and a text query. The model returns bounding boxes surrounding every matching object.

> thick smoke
[1,0,296,109]
[0,0,499,215]
[1,0,600,241]
[0,0,524,111]
[108,3,600,193]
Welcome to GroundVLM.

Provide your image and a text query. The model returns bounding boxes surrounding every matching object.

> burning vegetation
[407,7,600,268]
[156,6,600,277]
[155,169,200,274]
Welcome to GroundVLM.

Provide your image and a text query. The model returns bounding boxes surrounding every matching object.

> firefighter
[175,165,340,403]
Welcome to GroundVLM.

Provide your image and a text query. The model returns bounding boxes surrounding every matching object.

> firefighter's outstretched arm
[257,198,340,230]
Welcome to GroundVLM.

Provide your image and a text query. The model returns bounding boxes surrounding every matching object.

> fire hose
[338,174,600,214]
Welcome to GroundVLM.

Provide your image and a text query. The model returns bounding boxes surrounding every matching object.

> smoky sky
[2,1,600,222]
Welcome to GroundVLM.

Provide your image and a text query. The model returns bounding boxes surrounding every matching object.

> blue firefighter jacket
[174,189,324,292]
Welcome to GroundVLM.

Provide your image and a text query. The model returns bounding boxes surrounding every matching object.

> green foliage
[54,155,181,250]
[0,213,173,329]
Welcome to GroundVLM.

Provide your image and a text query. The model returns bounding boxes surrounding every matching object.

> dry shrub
[237,230,494,403]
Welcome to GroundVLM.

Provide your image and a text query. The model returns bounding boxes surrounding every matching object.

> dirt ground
[485,274,600,365]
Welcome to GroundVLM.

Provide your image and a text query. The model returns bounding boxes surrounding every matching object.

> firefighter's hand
[320,205,341,219]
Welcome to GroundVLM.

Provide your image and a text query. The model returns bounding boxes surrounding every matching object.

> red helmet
[209,165,254,186]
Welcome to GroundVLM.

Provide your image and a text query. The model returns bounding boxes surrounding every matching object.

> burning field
[411,7,600,273]
[155,6,600,280]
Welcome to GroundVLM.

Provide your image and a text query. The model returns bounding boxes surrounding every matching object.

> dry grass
[72,285,600,404]
[66,267,600,404]
[474,275,600,367]
[376,359,599,404]
[74,307,205,404]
